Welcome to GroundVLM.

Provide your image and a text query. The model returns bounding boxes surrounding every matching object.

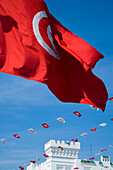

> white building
[27,140,113,170]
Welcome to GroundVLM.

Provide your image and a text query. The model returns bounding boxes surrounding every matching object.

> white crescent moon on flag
[33,11,60,60]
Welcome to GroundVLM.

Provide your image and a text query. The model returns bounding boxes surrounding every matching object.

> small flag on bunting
[19,166,24,170]
[71,138,78,142]
[108,97,113,101]
[99,123,107,127]
[42,123,50,129]
[73,111,82,117]
[13,134,20,138]
[28,128,36,134]
[101,149,107,152]
[1,139,7,144]
[89,157,94,160]
[58,146,63,150]
[57,117,65,123]
[90,127,97,132]
[43,154,49,158]
[81,133,87,137]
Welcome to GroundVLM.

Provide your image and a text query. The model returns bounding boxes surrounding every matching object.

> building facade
[27,140,113,170]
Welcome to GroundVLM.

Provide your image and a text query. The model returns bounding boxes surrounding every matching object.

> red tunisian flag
[0,0,108,111]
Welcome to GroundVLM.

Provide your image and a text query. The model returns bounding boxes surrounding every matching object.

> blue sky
[0,0,113,169]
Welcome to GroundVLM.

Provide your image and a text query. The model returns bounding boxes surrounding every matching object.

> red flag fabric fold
[0,0,108,111]
[49,13,104,71]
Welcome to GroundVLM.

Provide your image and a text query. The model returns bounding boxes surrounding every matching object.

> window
[47,165,50,170]
[57,167,63,170]
[84,167,91,170]
[65,167,71,170]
